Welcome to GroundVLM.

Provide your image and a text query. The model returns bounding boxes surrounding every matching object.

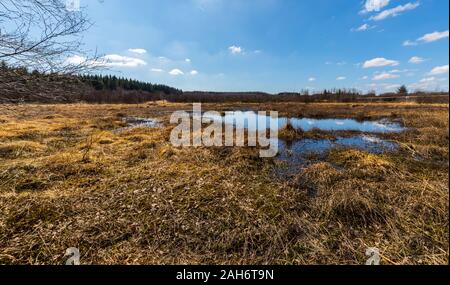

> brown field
[0,102,448,265]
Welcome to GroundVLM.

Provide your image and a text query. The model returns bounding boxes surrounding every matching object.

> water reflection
[275,135,398,179]
[114,117,162,134]
[203,111,404,133]
[125,117,162,128]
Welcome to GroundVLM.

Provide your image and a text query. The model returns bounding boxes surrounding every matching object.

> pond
[122,113,403,168]
[124,117,162,128]
[200,111,404,177]
[202,111,405,133]
[278,135,398,156]
[114,117,162,134]
[275,135,399,179]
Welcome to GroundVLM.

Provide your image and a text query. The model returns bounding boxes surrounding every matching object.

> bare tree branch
[0,0,99,73]
[0,0,103,104]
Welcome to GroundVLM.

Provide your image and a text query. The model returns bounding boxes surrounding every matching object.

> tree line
[1,61,448,104]
[79,74,181,95]
[0,61,180,103]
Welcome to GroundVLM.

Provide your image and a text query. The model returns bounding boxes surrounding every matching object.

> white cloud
[151,68,164,72]
[66,54,147,68]
[190,70,199,75]
[363,57,399,68]
[370,2,420,21]
[169,69,184,76]
[65,55,89,65]
[361,76,369,80]
[403,40,418,46]
[336,76,346,80]
[388,69,414,74]
[404,30,449,46]
[428,65,449,76]
[103,54,147,67]
[409,56,425,64]
[325,61,347,65]
[354,24,369,32]
[308,77,316,82]
[229,45,243,55]
[185,58,191,62]
[409,76,449,91]
[420,77,436,83]
[362,0,390,13]
[418,30,449,43]
[364,83,403,92]
[373,72,400,80]
[65,56,106,68]
[128,48,147,54]
[383,84,401,91]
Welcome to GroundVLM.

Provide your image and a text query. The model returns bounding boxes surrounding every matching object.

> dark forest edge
[1,62,448,104]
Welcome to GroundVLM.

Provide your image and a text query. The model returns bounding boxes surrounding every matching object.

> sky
[75,0,449,93]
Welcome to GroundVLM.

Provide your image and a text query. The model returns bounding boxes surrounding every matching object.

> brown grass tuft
[279,122,304,141]
[0,141,45,159]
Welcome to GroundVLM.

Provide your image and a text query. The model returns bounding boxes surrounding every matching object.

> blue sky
[77,0,449,93]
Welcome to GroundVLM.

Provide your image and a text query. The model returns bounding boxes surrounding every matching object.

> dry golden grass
[0,102,448,265]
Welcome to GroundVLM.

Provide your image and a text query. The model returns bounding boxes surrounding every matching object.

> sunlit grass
[0,102,448,265]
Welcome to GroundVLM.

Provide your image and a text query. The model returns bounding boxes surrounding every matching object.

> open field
[0,102,448,265]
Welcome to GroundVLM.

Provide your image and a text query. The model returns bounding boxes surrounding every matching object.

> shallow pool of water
[275,135,398,179]
[279,135,397,155]
[202,111,405,133]
[286,118,403,133]
[125,117,162,128]
[114,117,162,133]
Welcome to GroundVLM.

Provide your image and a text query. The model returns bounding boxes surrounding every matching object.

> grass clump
[0,141,45,159]
[295,162,342,196]
[279,122,304,141]
[328,149,393,179]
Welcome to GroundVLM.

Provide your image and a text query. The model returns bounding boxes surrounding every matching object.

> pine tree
[397,85,408,95]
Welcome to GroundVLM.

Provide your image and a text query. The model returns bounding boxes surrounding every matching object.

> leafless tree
[0,0,102,103]
[0,0,99,73]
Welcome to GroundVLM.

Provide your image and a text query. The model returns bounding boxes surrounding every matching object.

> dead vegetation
[0,102,448,265]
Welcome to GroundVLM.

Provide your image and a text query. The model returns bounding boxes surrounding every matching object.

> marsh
[0,102,448,265]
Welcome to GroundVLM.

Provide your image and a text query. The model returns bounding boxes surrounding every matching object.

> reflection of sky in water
[202,112,401,177]
[115,117,162,133]
[129,113,401,178]
[275,136,398,179]
[202,111,405,133]
[278,136,397,155]
[126,117,162,128]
